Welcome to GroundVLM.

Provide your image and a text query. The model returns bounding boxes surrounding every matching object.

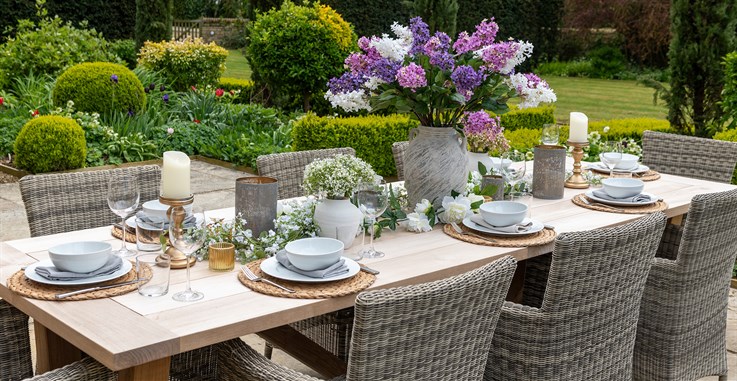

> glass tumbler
[136,253,171,297]
[542,124,560,145]
[135,218,165,252]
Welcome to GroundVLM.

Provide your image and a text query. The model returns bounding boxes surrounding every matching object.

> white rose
[406,212,432,233]
[414,199,432,215]
[441,196,473,224]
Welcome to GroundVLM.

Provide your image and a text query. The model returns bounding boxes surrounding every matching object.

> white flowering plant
[578,127,643,162]
[303,154,377,199]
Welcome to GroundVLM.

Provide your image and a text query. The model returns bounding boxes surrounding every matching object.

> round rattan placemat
[443,223,557,247]
[238,259,376,299]
[572,193,668,214]
[590,169,661,182]
[7,262,150,301]
[111,225,136,243]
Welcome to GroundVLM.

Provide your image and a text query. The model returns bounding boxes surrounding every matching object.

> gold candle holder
[159,194,196,269]
[208,242,235,271]
[564,140,591,189]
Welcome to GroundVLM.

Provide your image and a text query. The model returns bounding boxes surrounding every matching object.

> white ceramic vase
[313,198,363,249]
[467,151,492,174]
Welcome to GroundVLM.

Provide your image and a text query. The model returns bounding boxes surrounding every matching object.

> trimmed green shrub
[292,113,417,176]
[588,45,627,79]
[110,39,138,69]
[491,106,556,131]
[218,77,257,104]
[246,1,356,111]
[14,115,86,173]
[722,52,737,130]
[53,62,146,115]
[138,38,228,91]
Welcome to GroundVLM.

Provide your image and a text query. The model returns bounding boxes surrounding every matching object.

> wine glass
[501,151,527,201]
[355,180,389,259]
[599,141,623,176]
[107,174,140,258]
[169,205,207,302]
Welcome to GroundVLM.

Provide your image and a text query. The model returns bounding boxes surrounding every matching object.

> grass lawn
[223,49,252,80]
[219,51,668,123]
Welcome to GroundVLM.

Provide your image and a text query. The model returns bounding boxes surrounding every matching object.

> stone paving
[0,160,735,379]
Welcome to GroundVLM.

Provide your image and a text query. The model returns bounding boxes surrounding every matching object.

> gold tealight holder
[159,194,196,269]
[564,140,591,189]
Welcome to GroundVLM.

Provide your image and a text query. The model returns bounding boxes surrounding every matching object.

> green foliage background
[135,0,173,50]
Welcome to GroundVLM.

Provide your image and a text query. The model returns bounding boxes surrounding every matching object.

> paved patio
[0,160,734,379]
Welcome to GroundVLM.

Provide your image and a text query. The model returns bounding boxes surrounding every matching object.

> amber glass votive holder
[208,242,235,271]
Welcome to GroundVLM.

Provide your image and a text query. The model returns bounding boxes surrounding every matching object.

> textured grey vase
[235,177,278,238]
[404,126,468,208]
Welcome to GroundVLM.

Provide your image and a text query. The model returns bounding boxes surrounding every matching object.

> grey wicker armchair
[633,189,737,381]
[1,300,33,381]
[484,212,667,381]
[19,165,161,237]
[391,141,408,181]
[22,357,115,381]
[641,130,737,183]
[217,256,518,381]
[256,148,356,199]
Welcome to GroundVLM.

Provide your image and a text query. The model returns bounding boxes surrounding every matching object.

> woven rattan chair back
[641,130,737,183]
[346,256,517,380]
[256,148,356,199]
[23,357,115,380]
[634,189,737,381]
[19,165,160,237]
[1,300,32,381]
[392,141,408,181]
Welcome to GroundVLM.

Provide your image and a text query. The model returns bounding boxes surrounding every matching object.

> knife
[359,264,380,275]
[55,278,149,299]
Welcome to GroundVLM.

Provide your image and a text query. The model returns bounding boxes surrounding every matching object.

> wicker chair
[391,141,408,181]
[484,212,667,381]
[19,165,161,237]
[1,300,33,381]
[633,189,737,381]
[641,130,737,183]
[256,148,356,200]
[216,257,518,381]
[22,357,115,381]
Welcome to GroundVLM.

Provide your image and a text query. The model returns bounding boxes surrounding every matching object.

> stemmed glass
[169,206,207,302]
[107,174,139,258]
[355,180,389,259]
[599,141,623,176]
[501,151,527,201]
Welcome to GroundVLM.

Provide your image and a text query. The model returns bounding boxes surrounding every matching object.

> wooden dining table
[1,172,734,380]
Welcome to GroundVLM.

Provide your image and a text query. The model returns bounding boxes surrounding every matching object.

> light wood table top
[1,173,734,380]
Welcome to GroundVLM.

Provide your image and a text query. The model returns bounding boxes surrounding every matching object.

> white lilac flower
[324,89,372,112]
[506,73,557,109]
[414,199,432,215]
[406,212,432,233]
[440,195,473,224]
[370,24,412,62]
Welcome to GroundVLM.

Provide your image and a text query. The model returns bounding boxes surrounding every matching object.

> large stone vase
[404,126,468,208]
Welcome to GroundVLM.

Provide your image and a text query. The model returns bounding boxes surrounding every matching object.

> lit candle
[569,112,589,143]
[161,151,191,199]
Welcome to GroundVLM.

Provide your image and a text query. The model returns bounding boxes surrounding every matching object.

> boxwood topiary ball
[14,115,87,173]
[52,62,146,114]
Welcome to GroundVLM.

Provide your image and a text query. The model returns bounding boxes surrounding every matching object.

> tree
[403,0,459,37]
[135,0,173,51]
[667,0,736,136]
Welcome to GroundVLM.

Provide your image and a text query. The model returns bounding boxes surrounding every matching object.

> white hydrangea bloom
[324,89,372,113]
[440,195,473,224]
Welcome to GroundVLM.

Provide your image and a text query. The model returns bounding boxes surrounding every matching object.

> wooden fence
[172,19,202,41]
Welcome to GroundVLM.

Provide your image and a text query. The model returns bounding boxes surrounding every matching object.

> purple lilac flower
[480,42,518,73]
[462,111,507,152]
[451,65,484,100]
[110,74,118,84]
[396,63,427,90]
[163,94,169,102]
[453,19,500,54]
[409,17,430,56]
[345,53,371,76]
[371,58,402,83]
[328,72,366,94]
[453,32,475,54]
[424,32,454,70]
[523,73,546,87]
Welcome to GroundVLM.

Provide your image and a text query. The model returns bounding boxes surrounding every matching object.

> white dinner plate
[586,162,650,174]
[462,217,544,236]
[24,259,132,286]
[260,256,360,283]
[585,190,659,207]
[126,214,203,229]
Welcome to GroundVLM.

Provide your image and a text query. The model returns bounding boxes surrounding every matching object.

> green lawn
[223,49,252,80]
[220,51,668,123]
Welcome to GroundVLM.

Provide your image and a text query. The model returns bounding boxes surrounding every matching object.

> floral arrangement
[324,17,556,127]
[578,127,643,162]
[302,154,377,199]
[462,111,509,153]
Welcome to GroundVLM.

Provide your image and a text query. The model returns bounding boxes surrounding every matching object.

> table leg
[119,357,171,381]
[506,260,527,303]
[258,325,347,379]
[34,321,82,374]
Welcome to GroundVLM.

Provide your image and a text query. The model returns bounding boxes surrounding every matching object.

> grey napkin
[135,211,196,228]
[35,256,124,281]
[470,214,532,233]
[592,190,652,203]
[275,250,349,278]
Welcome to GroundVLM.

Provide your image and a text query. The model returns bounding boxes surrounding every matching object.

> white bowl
[143,199,192,219]
[284,238,344,271]
[602,178,644,198]
[478,201,528,227]
[615,153,640,170]
[48,241,112,273]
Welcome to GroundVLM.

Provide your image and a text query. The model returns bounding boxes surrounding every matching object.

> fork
[449,222,498,243]
[240,266,295,293]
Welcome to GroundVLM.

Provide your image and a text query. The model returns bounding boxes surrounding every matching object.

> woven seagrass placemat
[238,259,376,299]
[111,225,136,243]
[572,193,668,214]
[7,262,150,301]
[589,169,661,182]
[443,223,557,247]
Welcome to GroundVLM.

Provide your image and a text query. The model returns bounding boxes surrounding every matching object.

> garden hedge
[491,105,555,131]
[218,77,257,104]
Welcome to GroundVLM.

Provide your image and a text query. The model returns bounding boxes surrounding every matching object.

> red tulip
[215,88,224,97]
[193,119,200,124]
[0,97,4,106]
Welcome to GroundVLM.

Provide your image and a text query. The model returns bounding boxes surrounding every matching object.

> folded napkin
[470,215,532,233]
[592,190,652,204]
[35,256,124,281]
[275,250,349,279]
[135,211,196,228]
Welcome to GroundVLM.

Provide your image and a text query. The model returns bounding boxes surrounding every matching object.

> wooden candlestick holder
[564,140,590,189]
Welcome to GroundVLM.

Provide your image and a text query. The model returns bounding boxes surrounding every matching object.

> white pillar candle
[161,151,191,199]
[569,112,589,143]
